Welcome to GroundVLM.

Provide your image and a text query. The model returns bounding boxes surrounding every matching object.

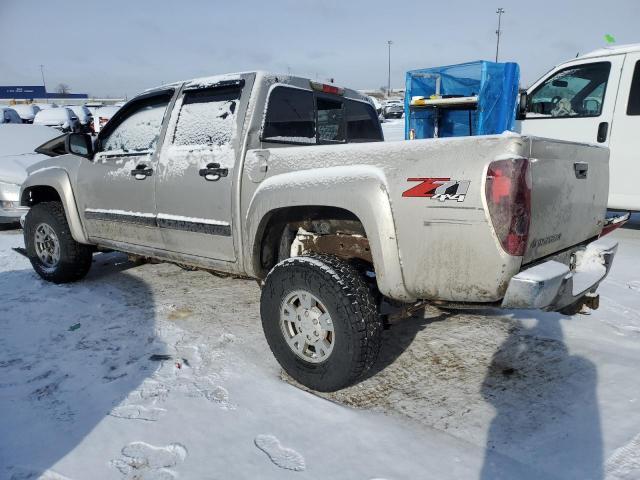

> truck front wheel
[24,201,93,283]
[260,254,382,392]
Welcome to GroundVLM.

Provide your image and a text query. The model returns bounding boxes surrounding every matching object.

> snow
[381,118,404,142]
[2,216,640,479]
[102,104,166,153]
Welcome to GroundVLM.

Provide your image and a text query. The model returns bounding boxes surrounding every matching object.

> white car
[1,107,22,124]
[0,124,61,223]
[34,107,80,133]
[65,105,94,133]
[10,104,41,123]
[33,103,59,110]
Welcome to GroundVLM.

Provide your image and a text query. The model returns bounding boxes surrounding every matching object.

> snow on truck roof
[571,43,640,62]
[144,71,368,102]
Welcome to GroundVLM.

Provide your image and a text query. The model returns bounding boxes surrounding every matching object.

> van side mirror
[516,90,528,120]
[65,133,94,158]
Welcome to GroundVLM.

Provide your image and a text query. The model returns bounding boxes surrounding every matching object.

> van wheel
[260,254,382,392]
[24,202,93,283]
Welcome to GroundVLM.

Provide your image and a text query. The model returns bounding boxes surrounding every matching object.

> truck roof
[571,43,640,62]
[145,71,371,104]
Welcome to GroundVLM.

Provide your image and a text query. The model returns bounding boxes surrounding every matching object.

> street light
[387,40,393,97]
[495,8,505,62]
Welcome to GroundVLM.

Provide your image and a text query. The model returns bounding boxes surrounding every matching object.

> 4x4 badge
[402,178,470,202]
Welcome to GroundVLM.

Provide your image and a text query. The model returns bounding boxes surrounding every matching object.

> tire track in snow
[605,433,640,480]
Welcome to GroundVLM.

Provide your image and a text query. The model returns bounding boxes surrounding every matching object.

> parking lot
[2,211,640,479]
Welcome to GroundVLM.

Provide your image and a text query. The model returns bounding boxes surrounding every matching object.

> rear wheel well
[255,206,373,278]
[21,186,61,207]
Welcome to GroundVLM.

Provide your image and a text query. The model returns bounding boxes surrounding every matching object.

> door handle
[199,162,228,182]
[574,161,588,179]
[131,164,153,180]
[597,122,609,143]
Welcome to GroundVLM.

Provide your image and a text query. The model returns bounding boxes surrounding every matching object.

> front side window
[262,87,316,144]
[528,62,611,118]
[101,95,171,153]
[173,86,241,146]
[627,60,640,116]
[317,97,345,142]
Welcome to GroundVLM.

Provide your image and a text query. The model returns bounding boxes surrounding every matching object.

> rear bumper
[501,237,617,311]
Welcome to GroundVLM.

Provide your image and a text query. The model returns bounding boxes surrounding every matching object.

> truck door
[75,91,174,248]
[154,79,246,262]
[519,56,624,146]
[608,52,640,210]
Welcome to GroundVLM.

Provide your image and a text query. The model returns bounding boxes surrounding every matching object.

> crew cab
[20,71,618,391]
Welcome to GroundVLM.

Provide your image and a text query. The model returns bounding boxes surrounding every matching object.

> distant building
[0,85,88,100]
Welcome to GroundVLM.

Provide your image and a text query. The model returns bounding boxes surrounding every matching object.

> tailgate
[524,137,609,264]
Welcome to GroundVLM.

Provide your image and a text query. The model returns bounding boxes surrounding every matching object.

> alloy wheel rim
[279,290,335,363]
[34,223,60,268]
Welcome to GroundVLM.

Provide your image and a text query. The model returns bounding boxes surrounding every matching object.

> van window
[627,60,640,116]
[528,62,611,118]
[262,87,316,144]
[173,86,241,146]
[345,99,383,142]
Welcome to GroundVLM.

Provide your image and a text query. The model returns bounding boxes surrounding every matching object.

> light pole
[387,40,393,97]
[39,64,47,101]
[495,8,505,62]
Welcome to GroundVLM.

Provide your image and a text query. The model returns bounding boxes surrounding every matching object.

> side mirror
[65,133,94,158]
[516,90,528,120]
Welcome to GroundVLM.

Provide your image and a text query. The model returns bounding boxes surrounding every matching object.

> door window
[173,86,241,146]
[262,87,316,144]
[100,94,171,153]
[627,60,640,115]
[528,62,611,118]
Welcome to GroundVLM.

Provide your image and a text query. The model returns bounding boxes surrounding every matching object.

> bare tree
[56,83,71,95]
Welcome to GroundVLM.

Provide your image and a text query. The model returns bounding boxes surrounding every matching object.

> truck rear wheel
[24,201,93,283]
[260,254,382,392]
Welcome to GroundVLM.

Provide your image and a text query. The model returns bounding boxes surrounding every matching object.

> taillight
[485,158,531,256]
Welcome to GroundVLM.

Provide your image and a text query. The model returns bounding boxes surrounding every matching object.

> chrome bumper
[501,238,618,311]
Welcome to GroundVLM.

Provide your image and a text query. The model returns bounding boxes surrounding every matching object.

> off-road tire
[24,201,93,283]
[261,254,383,392]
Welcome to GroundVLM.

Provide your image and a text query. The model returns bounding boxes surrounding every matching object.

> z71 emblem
[402,178,470,202]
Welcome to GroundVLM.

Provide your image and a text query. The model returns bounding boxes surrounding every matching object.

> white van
[517,43,640,211]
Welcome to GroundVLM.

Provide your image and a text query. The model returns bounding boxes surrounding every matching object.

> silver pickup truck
[20,71,620,391]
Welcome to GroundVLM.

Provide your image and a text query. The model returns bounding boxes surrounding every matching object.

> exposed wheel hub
[280,290,334,363]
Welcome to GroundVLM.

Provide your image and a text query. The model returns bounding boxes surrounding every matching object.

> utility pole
[39,64,47,101]
[387,40,393,98]
[495,8,505,63]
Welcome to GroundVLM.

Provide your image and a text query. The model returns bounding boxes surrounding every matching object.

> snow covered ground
[382,118,404,142]
[3,218,640,480]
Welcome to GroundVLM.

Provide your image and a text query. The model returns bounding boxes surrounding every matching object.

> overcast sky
[1,0,638,98]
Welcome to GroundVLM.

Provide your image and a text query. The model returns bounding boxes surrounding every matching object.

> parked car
[33,107,80,133]
[10,104,41,123]
[93,105,120,133]
[0,124,61,223]
[33,103,58,110]
[518,43,640,211]
[382,99,404,119]
[65,105,94,133]
[1,107,23,124]
[20,71,620,392]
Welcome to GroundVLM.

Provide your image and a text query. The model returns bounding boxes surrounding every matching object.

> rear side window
[627,60,640,115]
[345,99,383,142]
[262,87,316,144]
[173,86,241,146]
